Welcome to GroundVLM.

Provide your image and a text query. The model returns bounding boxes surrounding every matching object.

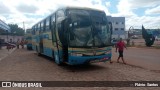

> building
[0,35,23,43]
[0,19,23,43]
[0,19,10,33]
[106,16,127,39]
[0,19,11,43]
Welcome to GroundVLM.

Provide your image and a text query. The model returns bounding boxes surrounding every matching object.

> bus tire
[84,62,91,66]
[27,46,29,50]
[38,52,42,56]
[57,59,64,66]
[57,63,63,66]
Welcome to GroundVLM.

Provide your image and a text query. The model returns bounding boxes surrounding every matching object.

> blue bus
[25,29,32,50]
[31,7,112,65]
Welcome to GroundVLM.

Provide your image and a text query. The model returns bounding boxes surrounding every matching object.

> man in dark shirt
[116,38,127,64]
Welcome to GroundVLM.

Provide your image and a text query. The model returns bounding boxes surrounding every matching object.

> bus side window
[36,24,38,34]
[40,22,43,33]
[42,20,46,32]
[51,14,56,42]
[32,26,35,35]
[34,26,36,35]
[35,25,36,34]
[46,17,50,31]
[38,23,41,33]
[51,14,55,28]
[39,22,42,33]
[56,10,65,23]
[108,22,112,34]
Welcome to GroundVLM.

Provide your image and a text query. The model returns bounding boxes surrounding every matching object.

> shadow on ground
[34,52,107,72]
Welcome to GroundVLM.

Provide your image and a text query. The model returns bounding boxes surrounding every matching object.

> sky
[0,0,160,30]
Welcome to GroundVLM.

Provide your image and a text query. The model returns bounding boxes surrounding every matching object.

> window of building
[116,22,118,24]
[121,28,124,30]
[122,22,124,24]
[115,28,118,31]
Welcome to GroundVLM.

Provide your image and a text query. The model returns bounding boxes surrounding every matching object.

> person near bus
[16,39,20,49]
[116,38,127,64]
[20,39,25,49]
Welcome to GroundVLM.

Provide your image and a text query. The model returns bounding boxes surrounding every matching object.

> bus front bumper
[68,54,111,65]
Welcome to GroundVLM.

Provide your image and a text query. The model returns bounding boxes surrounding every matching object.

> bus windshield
[68,9,111,48]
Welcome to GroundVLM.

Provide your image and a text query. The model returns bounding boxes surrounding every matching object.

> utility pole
[23,22,25,40]
[23,21,25,31]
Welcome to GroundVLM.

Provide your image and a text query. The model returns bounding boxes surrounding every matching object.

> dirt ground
[0,47,160,90]
[129,39,160,46]
[112,47,160,71]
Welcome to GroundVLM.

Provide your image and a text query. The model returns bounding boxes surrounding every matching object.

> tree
[8,24,25,36]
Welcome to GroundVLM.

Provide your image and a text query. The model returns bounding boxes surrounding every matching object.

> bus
[31,7,112,65]
[25,29,32,50]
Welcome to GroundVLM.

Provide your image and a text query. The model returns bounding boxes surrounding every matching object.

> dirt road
[112,47,160,71]
[0,48,160,90]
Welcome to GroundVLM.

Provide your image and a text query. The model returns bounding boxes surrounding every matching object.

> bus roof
[64,6,104,12]
[32,6,105,28]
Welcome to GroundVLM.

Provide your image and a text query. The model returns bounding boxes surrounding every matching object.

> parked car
[1,42,16,48]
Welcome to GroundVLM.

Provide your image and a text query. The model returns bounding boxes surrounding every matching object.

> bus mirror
[108,22,112,34]
[67,17,71,23]
[52,22,55,29]
[70,35,74,40]
[51,22,56,42]
[61,19,69,44]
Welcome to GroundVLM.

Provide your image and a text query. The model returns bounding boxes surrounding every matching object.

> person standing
[16,39,20,49]
[20,39,25,49]
[116,38,127,64]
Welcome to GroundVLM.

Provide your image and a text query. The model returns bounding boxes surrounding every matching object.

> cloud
[111,0,160,29]
[0,0,111,29]
[112,0,136,18]
[105,2,110,7]
[114,0,160,17]
[129,0,160,8]
[16,3,38,14]
[145,5,160,15]
[0,0,159,29]
[0,1,11,14]
[125,15,160,29]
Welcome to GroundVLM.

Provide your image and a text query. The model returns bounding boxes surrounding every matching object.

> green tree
[8,24,25,36]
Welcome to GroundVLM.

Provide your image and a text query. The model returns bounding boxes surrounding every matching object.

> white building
[0,35,23,43]
[0,19,10,32]
[106,16,127,39]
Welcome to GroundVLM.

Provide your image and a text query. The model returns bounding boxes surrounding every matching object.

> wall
[0,35,24,43]
[106,16,126,39]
